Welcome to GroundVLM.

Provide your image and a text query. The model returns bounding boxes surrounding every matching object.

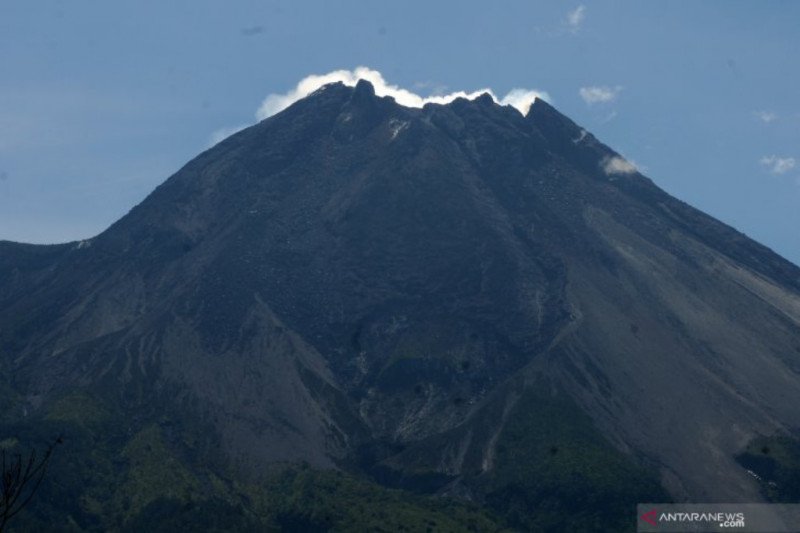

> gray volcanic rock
[2,80,799,511]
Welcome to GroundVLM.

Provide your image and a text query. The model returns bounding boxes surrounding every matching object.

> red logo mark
[640,509,658,526]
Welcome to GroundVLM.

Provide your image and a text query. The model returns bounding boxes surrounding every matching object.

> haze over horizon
[1,1,798,264]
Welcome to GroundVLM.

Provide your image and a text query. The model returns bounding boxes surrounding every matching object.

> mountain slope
[1,79,799,529]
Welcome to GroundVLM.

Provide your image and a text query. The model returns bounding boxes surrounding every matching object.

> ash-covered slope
[2,79,800,524]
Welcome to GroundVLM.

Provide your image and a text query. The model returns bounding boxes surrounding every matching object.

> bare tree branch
[0,437,61,533]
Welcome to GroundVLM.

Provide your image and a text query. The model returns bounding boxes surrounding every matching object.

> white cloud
[255,66,550,120]
[499,88,550,116]
[753,110,777,123]
[567,5,586,33]
[579,85,622,105]
[208,124,249,147]
[760,155,796,174]
[209,67,550,146]
[601,155,638,175]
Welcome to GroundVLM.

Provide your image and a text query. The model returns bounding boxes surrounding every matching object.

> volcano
[2,79,799,531]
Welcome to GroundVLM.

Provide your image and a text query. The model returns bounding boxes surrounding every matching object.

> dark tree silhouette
[0,437,61,533]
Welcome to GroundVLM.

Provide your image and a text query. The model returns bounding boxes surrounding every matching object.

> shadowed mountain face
[2,80,800,526]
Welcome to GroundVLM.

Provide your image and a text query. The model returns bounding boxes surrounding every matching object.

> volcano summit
[2,79,799,531]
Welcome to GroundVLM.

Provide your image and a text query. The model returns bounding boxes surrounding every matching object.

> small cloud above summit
[579,86,622,105]
[255,67,550,120]
[566,5,586,33]
[500,89,551,116]
[601,155,638,175]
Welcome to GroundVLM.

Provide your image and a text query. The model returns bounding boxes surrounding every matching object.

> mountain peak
[473,92,495,106]
[353,78,376,98]
[527,95,577,127]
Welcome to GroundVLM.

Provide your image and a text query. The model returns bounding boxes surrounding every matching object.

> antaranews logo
[637,503,800,532]
[639,508,745,531]
[640,508,657,527]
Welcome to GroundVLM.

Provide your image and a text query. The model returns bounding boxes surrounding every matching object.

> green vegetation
[2,390,507,532]
[238,465,508,532]
[2,385,670,531]
[482,388,669,532]
[45,392,111,429]
[115,425,203,520]
[737,435,800,502]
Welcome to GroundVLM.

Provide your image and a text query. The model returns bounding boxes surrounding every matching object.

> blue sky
[1,1,798,264]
